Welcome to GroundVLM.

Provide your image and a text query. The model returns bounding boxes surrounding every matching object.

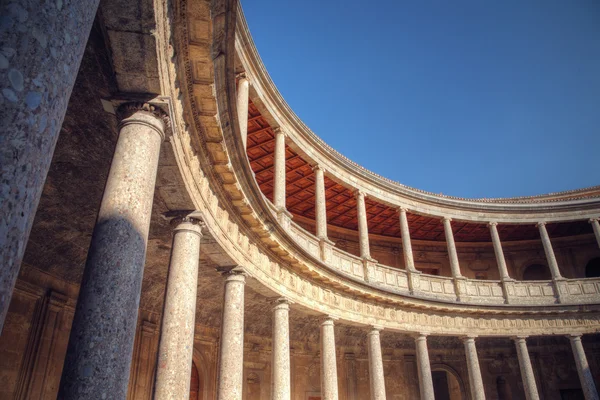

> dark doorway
[585,258,600,278]
[523,264,552,280]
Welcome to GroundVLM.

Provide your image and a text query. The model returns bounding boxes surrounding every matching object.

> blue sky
[243,0,600,198]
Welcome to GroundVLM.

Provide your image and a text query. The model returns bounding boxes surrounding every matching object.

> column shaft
[58,105,165,399]
[217,271,246,400]
[399,208,416,272]
[415,334,434,400]
[314,166,328,239]
[514,337,540,400]
[154,218,203,400]
[367,328,386,400]
[463,337,485,400]
[590,219,600,250]
[537,222,562,279]
[320,317,339,400]
[271,299,291,400]
[489,222,510,280]
[236,75,250,148]
[273,128,287,210]
[443,218,462,277]
[0,0,100,333]
[569,335,599,400]
[356,191,371,259]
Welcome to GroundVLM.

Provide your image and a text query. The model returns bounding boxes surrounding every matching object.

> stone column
[414,333,434,400]
[589,219,600,250]
[356,190,371,260]
[314,165,328,240]
[236,73,250,148]
[513,336,540,400]
[217,270,246,400]
[463,336,485,400]
[537,222,562,279]
[367,326,386,400]
[400,208,420,293]
[271,298,291,400]
[489,222,511,280]
[569,335,599,400]
[443,217,464,300]
[154,217,203,400]
[58,103,167,399]
[0,0,100,333]
[273,127,287,211]
[320,316,339,400]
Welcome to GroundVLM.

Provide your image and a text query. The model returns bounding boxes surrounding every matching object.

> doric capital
[536,221,547,228]
[589,218,599,224]
[442,216,452,223]
[172,216,205,237]
[512,335,528,342]
[116,102,170,138]
[369,325,384,334]
[272,126,286,137]
[353,189,366,199]
[320,315,338,326]
[236,71,248,81]
[272,297,291,311]
[488,221,498,227]
[412,332,429,340]
[220,266,247,283]
[399,206,408,213]
[567,333,583,340]
[461,334,478,342]
[311,163,325,173]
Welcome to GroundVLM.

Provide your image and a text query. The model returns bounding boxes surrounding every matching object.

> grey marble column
[320,316,339,400]
[367,326,386,400]
[537,222,562,279]
[154,217,203,400]
[513,336,540,400]
[414,333,434,400]
[399,208,416,272]
[271,298,291,400]
[356,190,371,260]
[273,127,287,211]
[236,73,250,148]
[569,335,599,400]
[589,219,600,250]
[314,165,328,240]
[217,270,246,400]
[489,222,511,280]
[463,336,485,400]
[58,104,166,399]
[443,217,462,278]
[0,0,100,333]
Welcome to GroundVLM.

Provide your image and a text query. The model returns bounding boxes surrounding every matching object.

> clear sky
[242,0,600,199]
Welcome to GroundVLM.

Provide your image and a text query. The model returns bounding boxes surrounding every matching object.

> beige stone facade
[1,0,600,399]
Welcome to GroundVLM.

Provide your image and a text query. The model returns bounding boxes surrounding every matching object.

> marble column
[463,336,485,400]
[356,190,371,260]
[271,298,291,400]
[399,208,416,272]
[367,326,386,400]
[58,103,167,399]
[314,165,328,240]
[414,333,434,400]
[236,73,250,148]
[513,336,540,400]
[0,0,100,333]
[154,217,203,400]
[589,219,600,250]
[489,222,511,280]
[569,335,599,400]
[273,127,287,211]
[443,217,462,278]
[320,316,339,400]
[217,270,247,400]
[537,222,562,279]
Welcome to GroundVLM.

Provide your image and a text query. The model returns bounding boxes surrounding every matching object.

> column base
[453,276,467,302]
[318,237,335,263]
[362,257,378,282]
[406,269,422,295]
[276,208,293,230]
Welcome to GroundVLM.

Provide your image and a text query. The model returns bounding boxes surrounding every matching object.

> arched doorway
[522,264,551,280]
[431,366,465,400]
[585,258,600,278]
[190,361,200,400]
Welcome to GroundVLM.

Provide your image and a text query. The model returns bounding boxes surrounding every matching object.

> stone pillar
[400,208,420,293]
[271,298,291,400]
[314,165,328,240]
[58,103,167,399]
[589,219,600,250]
[356,190,371,260]
[216,270,246,400]
[320,316,339,400]
[569,335,599,400]
[236,73,250,148]
[513,336,540,400]
[463,336,485,400]
[367,326,386,400]
[273,127,287,211]
[489,222,511,280]
[443,217,465,300]
[0,0,100,333]
[154,217,203,400]
[414,333,434,400]
[537,222,562,279]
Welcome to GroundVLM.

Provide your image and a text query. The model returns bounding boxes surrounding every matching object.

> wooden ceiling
[246,100,593,242]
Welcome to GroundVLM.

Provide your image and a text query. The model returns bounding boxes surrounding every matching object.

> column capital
[272,126,286,137]
[220,267,247,283]
[461,335,478,342]
[236,71,248,80]
[116,102,170,140]
[399,206,409,213]
[442,216,452,223]
[412,332,429,341]
[169,213,205,236]
[272,297,291,310]
[589,218,599,223]
[320,315,338,326]
[368,325,384,334]
[488,221,498,227]
[354,189,366,199]
[568,333,583,340]
[536,221,547,228]
[512,335,529,342]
